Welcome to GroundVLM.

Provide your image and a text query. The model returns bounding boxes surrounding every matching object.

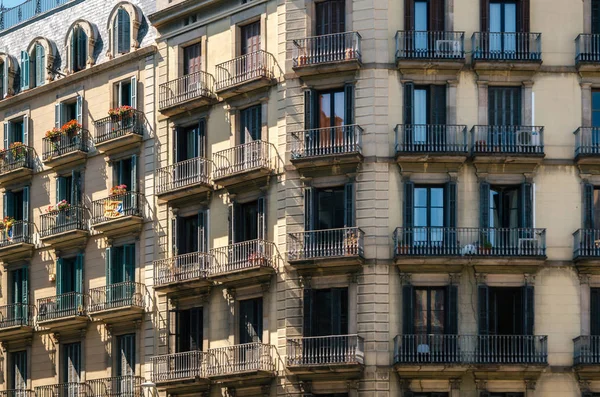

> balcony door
[594,0,600,34]
[239,298,263,344]
[489,1,517,56]
[403,84,446,149]
[10,267,28,326]
[11,351,27,391]
[591,90,600,148]
[317,89,346,153]
[106,245,135,307]
[413,186,444,246]
[62,342,81,387]
[240,21,261,79]
[174,120,206,163]
[57,170,81,206]
[183,43,201,76]
[117,334,135,377]
[315,0,345,36]
[56,255,83,315]
[176,307,203,352]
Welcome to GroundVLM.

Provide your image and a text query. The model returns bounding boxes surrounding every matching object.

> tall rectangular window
[413,186,444,243]
[10,351,27,390]
[489,1,517,54]
[240,105,261,143]
[183,43,201,75]
[239,297,263,343]
[177,307,203,352]
[414,288,445,334]
[488,86,521,126]
[315,0,345,36]
[62,342,81,383]
[240,21,260,55]
[594,0,600,34]
[116,334,135,377]
[304,288,348,336]
[316,187,345,230]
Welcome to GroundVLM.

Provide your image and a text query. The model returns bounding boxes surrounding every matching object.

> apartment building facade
[0,0,599,396]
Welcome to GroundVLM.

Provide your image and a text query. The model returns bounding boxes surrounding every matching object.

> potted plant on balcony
[298,51,308,66]
[248,251,267,266]
[479,238,493,255]
[61,119,81,136]
[9,142,26,162]
[475,140,487,151]
[396,242,411,255]
[344,230,358,255]
[345,48,355,60]
[110,184,128,196]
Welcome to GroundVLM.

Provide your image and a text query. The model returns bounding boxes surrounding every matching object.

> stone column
[582,83,592,127]
[522,81,533,126]
[477,81,488,125]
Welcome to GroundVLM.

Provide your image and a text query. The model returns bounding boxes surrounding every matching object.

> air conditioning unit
[435,40,462,57]
[517,129,540,149]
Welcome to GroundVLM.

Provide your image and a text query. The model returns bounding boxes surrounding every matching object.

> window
[114,8,131,55]
[239,297,263,343]
[106,245,135,285]
[305,184,354,231]
[3,117,28,148]
[489,1,517,54]
[3,187,30,242]
[19,51,29,90]
[32,43,45,88]
[229,198,266,244]
[240,21,260,56]
[173,212,209,255]
[113,156,137,192]
[594,0,600,34]
[55,96,83,133]
[304,288,347,336]
[71,25,87,72]
[56,255,84,314]
[174,120,206,162]
[183,43,201,76]
[488,86,521,126]
[176,308,203,352]
[116,334,135,377]
[9,267,29,325]
[62,342,81,384]
[10,351,27,390]
[403,84,446,145]
[114,77,137,108]
[591,288,600,336]
[402,284,457,335]
[478,285,534,335]
[56,170,82,205]
[315,0,345,36]
[0,60,4,99]
[239,105,261,144]
[583,184,600,230]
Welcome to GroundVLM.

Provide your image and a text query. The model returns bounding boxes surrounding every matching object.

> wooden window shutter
[403,181,414,228]
[584,183,595,229]
[20,51,29,90]
[444,181,457,228]
[520,182,533,229]
[403,82,414,125]
[105,247,112,285]
[480,0,490,32]
[429,0,445,31]
[478,284,489,335]
[430,85,447,125]
[303,288,314,336]
[404,0,414,31]
[344,83,355,125]
[480,182,491,228]
[445,284,458,335]
[304,90,315,130]
[344,182,354,227]
[304,187,315,231]
[523,284,534,335]
[520,0,530,33]
[402,283,414,334]
[592,288,600,336]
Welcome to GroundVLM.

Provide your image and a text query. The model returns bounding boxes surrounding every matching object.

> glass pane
[490,3,501,33]
[595,189,600,229]
[430,188,444,207]
[414,289,428,334]
[593,91,600,111]
[319,93,331,128]
[504,3,517,33]
[414,2,428,51]
[333,91,345,126]
[430,208,444,228]
[430,289,445,334]
[414,208,427,228]
[414,187,427,205]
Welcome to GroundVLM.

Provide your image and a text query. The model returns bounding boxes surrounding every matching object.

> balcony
[287,335,364,379]
[88,376,143,397]
[292,32,362,76]
[93,110,144,155]
[88,281,145,322]
[290,125,363,174]
[393,227,547,273]
[0,391,35,397]
[159,71,217,116]
[156,157,213,203]
[572,229,600,272]
[0,220,34,262]
[287,227,364,274]
[574,335,600,380]
[472,32,542,71]
[0,303,34,339]
[395,124,468,170]
[209,240,277,286]
[576,34,600,72]
[215,50,276,99]
[394,334,547,379]
[574,127,600,165]
[153,252,211,293]
[91,192,144,238]
[35,383,93,397]
[395,31,465,71]
[151,351,210,392]
[37,292,88,330]
[0,144,33,185]
[0,0,72,33]
[40,206,89,249]
[42,127,89,168]
[471,126,544,170]
[212,141,276,191]
[207,343,277,384]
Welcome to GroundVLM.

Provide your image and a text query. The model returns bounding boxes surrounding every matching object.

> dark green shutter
[403,181,414,228]
[131,155,137,192]
[55,103,62,129]
[404,0,414,30]
[430,85,447,125]
[257,197,266,240]
[227,204,233,245]
[344,182,354,227]
[20,51,29,90]
[70,30,76,71]
[77,28,87,71]
[592,288,600,336]
[403,82,414,125]
[429,0,445,31]
[480,182,490,228]
[56,258,63,295]
[344,83,354,125]
[56,176,66,202]
[304,187,315,231]
[520,182,533,229]
[523,284,534,335]
[35,44,44,87]
[130,76,137,109]
[444,181,457,228]
[173,126,179,163]
[584,183,595,229]
[76,96,83,125]
[402,284,414,334]
[4,191,14,218]
[198,118,206,157]
[303,288,313,336]
[3,122,8,150]
[23,187,29,238]
[304,90,315,130]
[124,244,135,282]
[105,248,112,285]
[71,170,81,206]
[22,267,29,305]
[75,254,84,294]
[478,284,489,335]
[172,216,178,255]
[198,210,209,252]
[446,284,458,334]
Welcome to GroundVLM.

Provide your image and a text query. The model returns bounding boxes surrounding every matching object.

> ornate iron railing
[0,0,73,32]
[574,335,600,365]
[290,125,362,159]
[393,227,547,257]
[0,390,35,397]
[37,292,87,321]
[215,50,276,91]
[395,124,468,154]
[88,282,145,313]
[213,140,274,179]
[573,229,600,259]
[207,343,276,376]
[287,335,364,366]
[151,351,207,382]
[156,157,212,194]
[87,376,143,397]
[40,206,88,237]
[472,32,542,61]
[574,127,600,157]
[288,227,364,261]
[35,383,93,397]
[91,192,143,225]
[210,240,277,276]
[292,32,362,67]
[395,31,465,59]
[471,125,544,155]
[576,34,600,63]
[159,71,216,110]
[42,127,89,161]
[153,252,211,287]
[94,110,144,144]
[0,220,34,247]
[0,145,34,174]
[0,303,34,329]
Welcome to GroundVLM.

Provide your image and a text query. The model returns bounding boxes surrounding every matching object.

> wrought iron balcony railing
[393,227,547,257]
[153,252,211,287]
[37,292,87,321]
[42,127,89,161]
[156,157,212,194]
[215,50,276,91]
[88,281,144,313]
[287,334,364,366]
[91,192,143,225]
[151,350,207,382]
[213,140,274,180]
[290,125,362,159]
[472,32,542,61]
[0,220,34,247]
[0,303,34,329]
[87,375,143,397]
[395,31,465,60]
[0,144,34,174]
[394,334,548,365]
[288,227,364,261]
[0,390,35,397]
[0,0,72,32]
[574,127,600,158]
[210,239,276,276]
[573,229,600,259]
[471,125,544,155]
[159,71,216,110]
[574,335,600,365]
[292,31,362,67]
[35,383,92,397]
[94,110,144,144]
[576,34,600,64]
[40,206,88,237]
[207,343,277,376]
[395,124,468,154]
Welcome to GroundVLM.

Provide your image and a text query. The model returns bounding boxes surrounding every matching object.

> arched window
[0,54,16,98]
[114,8,131,55]
[22,38,55,90]
[71,26,87,72]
